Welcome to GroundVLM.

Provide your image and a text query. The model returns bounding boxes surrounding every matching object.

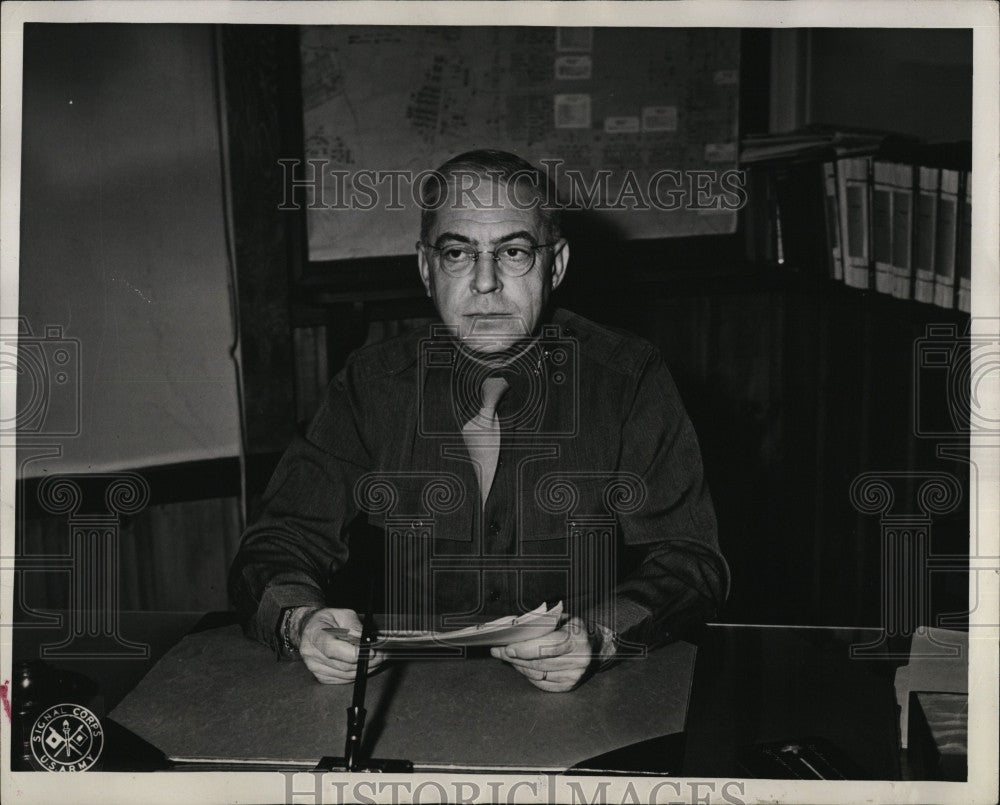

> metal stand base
[314,756,414,773]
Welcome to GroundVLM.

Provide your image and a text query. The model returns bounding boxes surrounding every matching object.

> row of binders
[741,130,972,313]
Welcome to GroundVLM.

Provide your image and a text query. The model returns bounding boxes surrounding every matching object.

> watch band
[277,606,301,659]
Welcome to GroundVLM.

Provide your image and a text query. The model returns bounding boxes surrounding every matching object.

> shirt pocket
[519,475,610,546]
[356,471,472,541]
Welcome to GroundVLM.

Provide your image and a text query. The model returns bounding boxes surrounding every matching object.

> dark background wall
[807,29,973,142]
[15,25,973,627]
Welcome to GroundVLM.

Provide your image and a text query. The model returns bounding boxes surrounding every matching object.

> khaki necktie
[462,376,509,507]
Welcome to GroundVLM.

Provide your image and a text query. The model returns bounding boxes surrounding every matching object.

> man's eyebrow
[433,230,539,247]
[433,232,473,247]
[495,230,539,246]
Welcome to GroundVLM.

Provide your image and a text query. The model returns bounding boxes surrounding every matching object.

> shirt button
[489,590,502,602]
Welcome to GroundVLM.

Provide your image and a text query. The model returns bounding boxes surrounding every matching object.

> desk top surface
[109,624,696,771]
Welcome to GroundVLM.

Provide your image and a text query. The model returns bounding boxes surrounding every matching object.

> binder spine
[913,166,939,304]
[872,161,894,295]
[823,161,844,281]
[955,172,971,314]
[932,168,960,309]
[840,156,872,289]
[890,162,915,300]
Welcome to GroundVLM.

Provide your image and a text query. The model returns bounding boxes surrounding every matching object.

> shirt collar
[451,337,543,423]
[421,312,570,425]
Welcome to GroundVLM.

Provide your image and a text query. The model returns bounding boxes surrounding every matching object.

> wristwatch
[276,606,300,659]
[277,606,319,660]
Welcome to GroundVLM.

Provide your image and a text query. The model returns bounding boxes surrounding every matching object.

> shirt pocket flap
[521,475,612,542]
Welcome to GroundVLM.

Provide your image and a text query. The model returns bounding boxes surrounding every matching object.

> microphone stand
[315,592,413,773]
[343,607,374,770]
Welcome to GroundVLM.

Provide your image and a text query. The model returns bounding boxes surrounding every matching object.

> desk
[9,615,903,777]
[109,623,697,772]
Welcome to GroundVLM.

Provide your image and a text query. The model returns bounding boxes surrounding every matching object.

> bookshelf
[741,131,972,314]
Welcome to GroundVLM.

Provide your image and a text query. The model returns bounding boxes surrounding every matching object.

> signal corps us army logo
[30,704,104,771]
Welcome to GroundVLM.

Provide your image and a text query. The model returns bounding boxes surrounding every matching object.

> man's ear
[416,242,433,298]
[549,239,569,292]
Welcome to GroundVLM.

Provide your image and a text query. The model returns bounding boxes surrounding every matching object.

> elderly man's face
[418,178,568,353]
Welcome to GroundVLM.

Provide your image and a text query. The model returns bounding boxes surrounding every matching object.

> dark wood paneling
[560,272,969,627]
[14,454,280,614]
[219,25,298,454]
[17,496,243,614]
[800,285,971,627]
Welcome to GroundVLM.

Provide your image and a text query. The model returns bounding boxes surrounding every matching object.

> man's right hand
[297,607,385,684]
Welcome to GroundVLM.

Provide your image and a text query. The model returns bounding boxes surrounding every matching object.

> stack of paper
[325,601,564,650]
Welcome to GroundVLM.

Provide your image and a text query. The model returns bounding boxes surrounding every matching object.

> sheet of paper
[326,601,563,649]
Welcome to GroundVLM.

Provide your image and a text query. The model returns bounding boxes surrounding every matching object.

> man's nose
[470,252,502,294]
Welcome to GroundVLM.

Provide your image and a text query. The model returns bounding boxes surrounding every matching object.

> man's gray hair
[419,149,562,242]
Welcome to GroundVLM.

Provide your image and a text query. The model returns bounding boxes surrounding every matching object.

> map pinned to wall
[300,27,740,262]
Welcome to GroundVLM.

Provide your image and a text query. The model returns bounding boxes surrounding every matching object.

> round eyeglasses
[420,242,556,278]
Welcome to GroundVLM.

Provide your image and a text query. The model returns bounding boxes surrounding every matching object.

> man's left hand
[490,615,597,692]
